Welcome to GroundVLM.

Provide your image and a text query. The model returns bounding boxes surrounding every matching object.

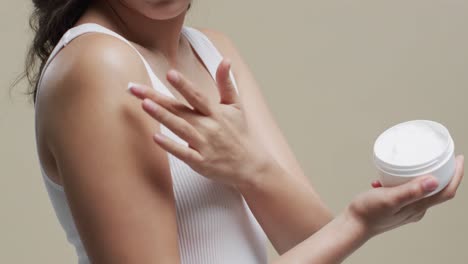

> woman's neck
[78,0,189,66]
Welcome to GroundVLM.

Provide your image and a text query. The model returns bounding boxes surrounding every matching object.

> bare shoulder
[35,31,160,181]
[192,27,242,65]
[191,27,252,95]
[193,27,234,47]
[36,32,153,143]
[38,32,150,109]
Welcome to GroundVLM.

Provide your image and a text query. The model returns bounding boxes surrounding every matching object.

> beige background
[1,0,467,263]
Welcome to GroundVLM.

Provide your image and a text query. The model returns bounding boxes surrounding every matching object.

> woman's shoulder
[36,30,153,143]
[190,27,238,56]
[190,27,245,79]
[37,31,150,110]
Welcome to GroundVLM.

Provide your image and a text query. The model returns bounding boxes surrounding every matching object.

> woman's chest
[136,46,221,108]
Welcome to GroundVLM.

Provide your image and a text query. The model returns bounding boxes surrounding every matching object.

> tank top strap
[34,23,174,104]
[181,27,240,95]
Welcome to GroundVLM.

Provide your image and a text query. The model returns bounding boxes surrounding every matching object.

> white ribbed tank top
[34,23,268,264]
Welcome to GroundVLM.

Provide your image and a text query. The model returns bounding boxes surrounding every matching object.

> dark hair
[13,0,91,104]
[16,0,192,105]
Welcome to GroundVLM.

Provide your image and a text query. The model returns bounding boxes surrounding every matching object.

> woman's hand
[127,58,272,188]
[346,154,464,239]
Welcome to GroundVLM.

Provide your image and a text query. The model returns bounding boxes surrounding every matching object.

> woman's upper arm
[198,28,313,187]
[39,35,180,263]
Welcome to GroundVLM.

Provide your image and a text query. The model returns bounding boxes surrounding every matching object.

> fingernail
[143,98,158,112]
[167,70,179,82]
[422,177,438,192]
[153,133,164,142]
[128,82,146,95]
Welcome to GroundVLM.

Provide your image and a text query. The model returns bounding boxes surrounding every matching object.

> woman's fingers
[383,175,439,212]
[396,155,465,213]
[128,82,206,147]
[216,58,239,105]
[142,98,205,149]
[426,154,465,204]
[377,154,464,213]
[128,82,183,114]
[128,82,165,100]
[153,132,204,165]
[371,180,382,188]
[402,209,427,224]
[166,70,215,116]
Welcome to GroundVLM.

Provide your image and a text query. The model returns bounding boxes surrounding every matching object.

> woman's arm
[137,28,464,259]
[273,207,370,264]
[197,28,334,254]
[38,34,181,263]
[113,30,463,262]
[273,154,464,263]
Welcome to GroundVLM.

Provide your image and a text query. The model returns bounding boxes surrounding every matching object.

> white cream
[373,120,456,197]
[374,121,447,166]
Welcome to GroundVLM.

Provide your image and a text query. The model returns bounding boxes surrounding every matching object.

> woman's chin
[142,2,189,20]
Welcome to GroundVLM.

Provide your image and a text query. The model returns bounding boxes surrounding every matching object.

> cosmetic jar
[373,120,456,197]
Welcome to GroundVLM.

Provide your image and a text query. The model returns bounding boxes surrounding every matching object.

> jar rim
[373,120,453,176]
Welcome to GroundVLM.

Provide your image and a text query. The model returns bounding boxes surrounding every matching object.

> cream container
[373,120,456,197]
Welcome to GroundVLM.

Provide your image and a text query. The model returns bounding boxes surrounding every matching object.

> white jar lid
[373,120,453,176]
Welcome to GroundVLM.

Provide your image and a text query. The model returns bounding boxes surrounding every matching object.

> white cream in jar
[373,120,456,196]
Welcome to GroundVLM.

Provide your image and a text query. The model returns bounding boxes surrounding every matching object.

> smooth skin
[34,0,464,263]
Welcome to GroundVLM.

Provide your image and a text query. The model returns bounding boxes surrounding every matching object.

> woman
[28,0,464,263]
